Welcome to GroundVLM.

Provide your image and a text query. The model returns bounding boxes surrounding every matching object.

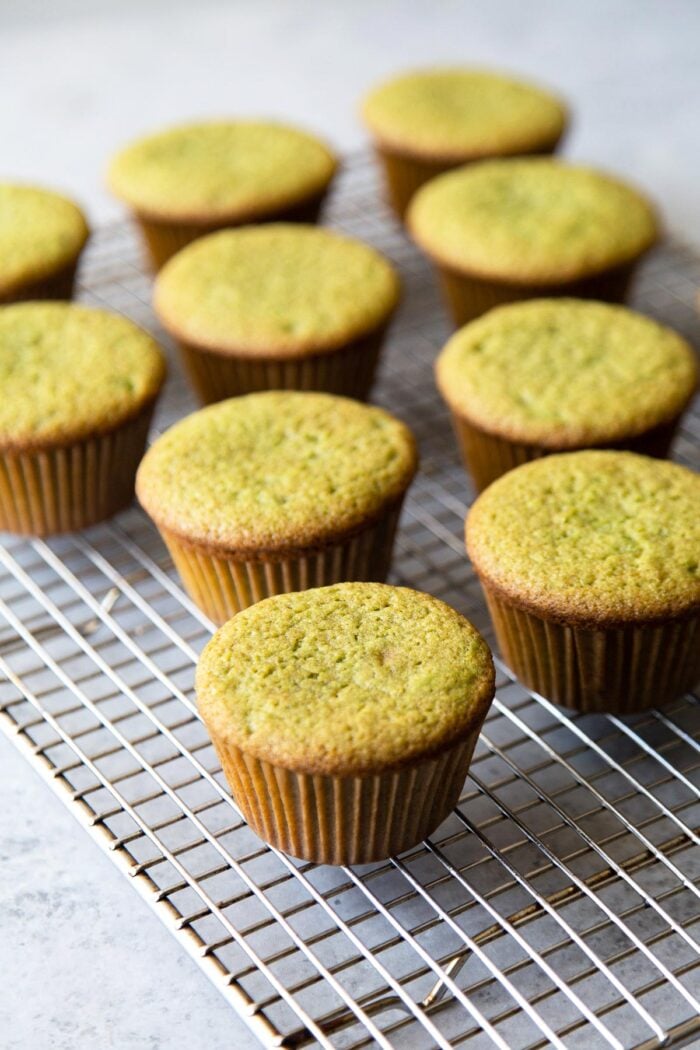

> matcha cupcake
[408,158,659,325]
[108,120,338,269]
[197,583,495,864]
[467,451,700,713]
[136,392,417,623]
[437,299,698,491]
[0,183,89,303]
[0,303,165,535]
[154,224,400,403]
[362,67,567,219]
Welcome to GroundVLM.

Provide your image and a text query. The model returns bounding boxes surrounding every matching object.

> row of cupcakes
[1,150,679,474]
[2,66,652,290]
[2,288,696,550]
[1,306,696,730]
[1,67,699,869]
[0,155,659,338]
[194,431,700,866]
[104,72,700,866]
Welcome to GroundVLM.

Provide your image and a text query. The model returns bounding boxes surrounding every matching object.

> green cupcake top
[362,67,566,161]
[437,300,697,446]
[0,183,89,298]
[136,392,417,552]
[154,224,400,356]
[409,159,658,284]
[0,303,165,448]
[467,451,700,625]
[196,583,494,775]
[107,120,337,223]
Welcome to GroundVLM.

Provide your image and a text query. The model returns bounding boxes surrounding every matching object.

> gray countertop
[1,2,699,1047]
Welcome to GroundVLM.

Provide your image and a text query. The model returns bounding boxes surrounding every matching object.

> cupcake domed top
[154,225,400,356]
[437,299,697,446]
[362,67,567,161]
[467,451,700,625]
[0,184,89,299]
[196,583,494,775]
[409,158,658,284]
[136,391,417,552]
[107,120,337,223]
[0,303,165,447]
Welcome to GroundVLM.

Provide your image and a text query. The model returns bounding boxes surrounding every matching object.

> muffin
[467,451,700,713]
[154,224,400,403]
[0,302,165,535]
[408,158,659,325]
[0,183,89,303]
[361,67,567,219]
[107,120,338,269]
[136,391,417,624]
[437,299,698,491]
[196,582,495,864]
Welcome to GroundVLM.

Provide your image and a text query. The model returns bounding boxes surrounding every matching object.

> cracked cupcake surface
[409,158,658,285]
[136,391,417,553]
[467,450,700,626]
[0,302,165,447]
[108,120,337,224]
[154,224,400,357]
[362,68,566,162]
[437,299,697,448]
[196,582,495,776]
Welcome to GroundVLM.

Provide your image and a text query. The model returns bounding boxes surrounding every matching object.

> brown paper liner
[448,411,682,493]
[134,190,329,271]
[0,259,80,305]
[178,326,386,405]
[375,148,461,221]
[482,584,700,713]
[159,500,403,625]
[374,137,564,221]
[0,404,155,536]
[208,726,483,864]
[436,260,638,327]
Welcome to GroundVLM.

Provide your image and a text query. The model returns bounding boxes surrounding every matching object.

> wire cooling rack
[1,153,700,1050]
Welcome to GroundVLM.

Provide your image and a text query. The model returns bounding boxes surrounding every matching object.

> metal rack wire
[1,152,699,1050]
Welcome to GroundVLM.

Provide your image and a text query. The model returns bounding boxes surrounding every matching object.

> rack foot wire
[1,153,699,1050]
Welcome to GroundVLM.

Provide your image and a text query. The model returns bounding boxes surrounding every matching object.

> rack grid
[1,153,699,1050]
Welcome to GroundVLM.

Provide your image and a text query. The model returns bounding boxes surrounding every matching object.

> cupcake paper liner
[0,259,80,305]
[178,327,386,405]
[436,260,638,327]
[482,584,700,713]
[448,411,682,493]
[159,501,403,625]
[208,726,482,865]
[134,191,328,271]
[374,147,457,221]
[0,404,155,536]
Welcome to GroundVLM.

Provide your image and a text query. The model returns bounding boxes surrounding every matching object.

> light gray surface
[1,2,699,1048]
[0,743,240,1050]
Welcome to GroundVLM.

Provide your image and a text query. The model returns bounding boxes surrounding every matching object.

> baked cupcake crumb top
[108,120,337,223]
[362,68,566,161]
[437,299,697,446]
[467,451,700,625]
[196,582,494,775]
[154,224,400,356]
[0,183,89,297]
[136,391,417,552]
[409,159,658,284]
[0,303,165,448]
